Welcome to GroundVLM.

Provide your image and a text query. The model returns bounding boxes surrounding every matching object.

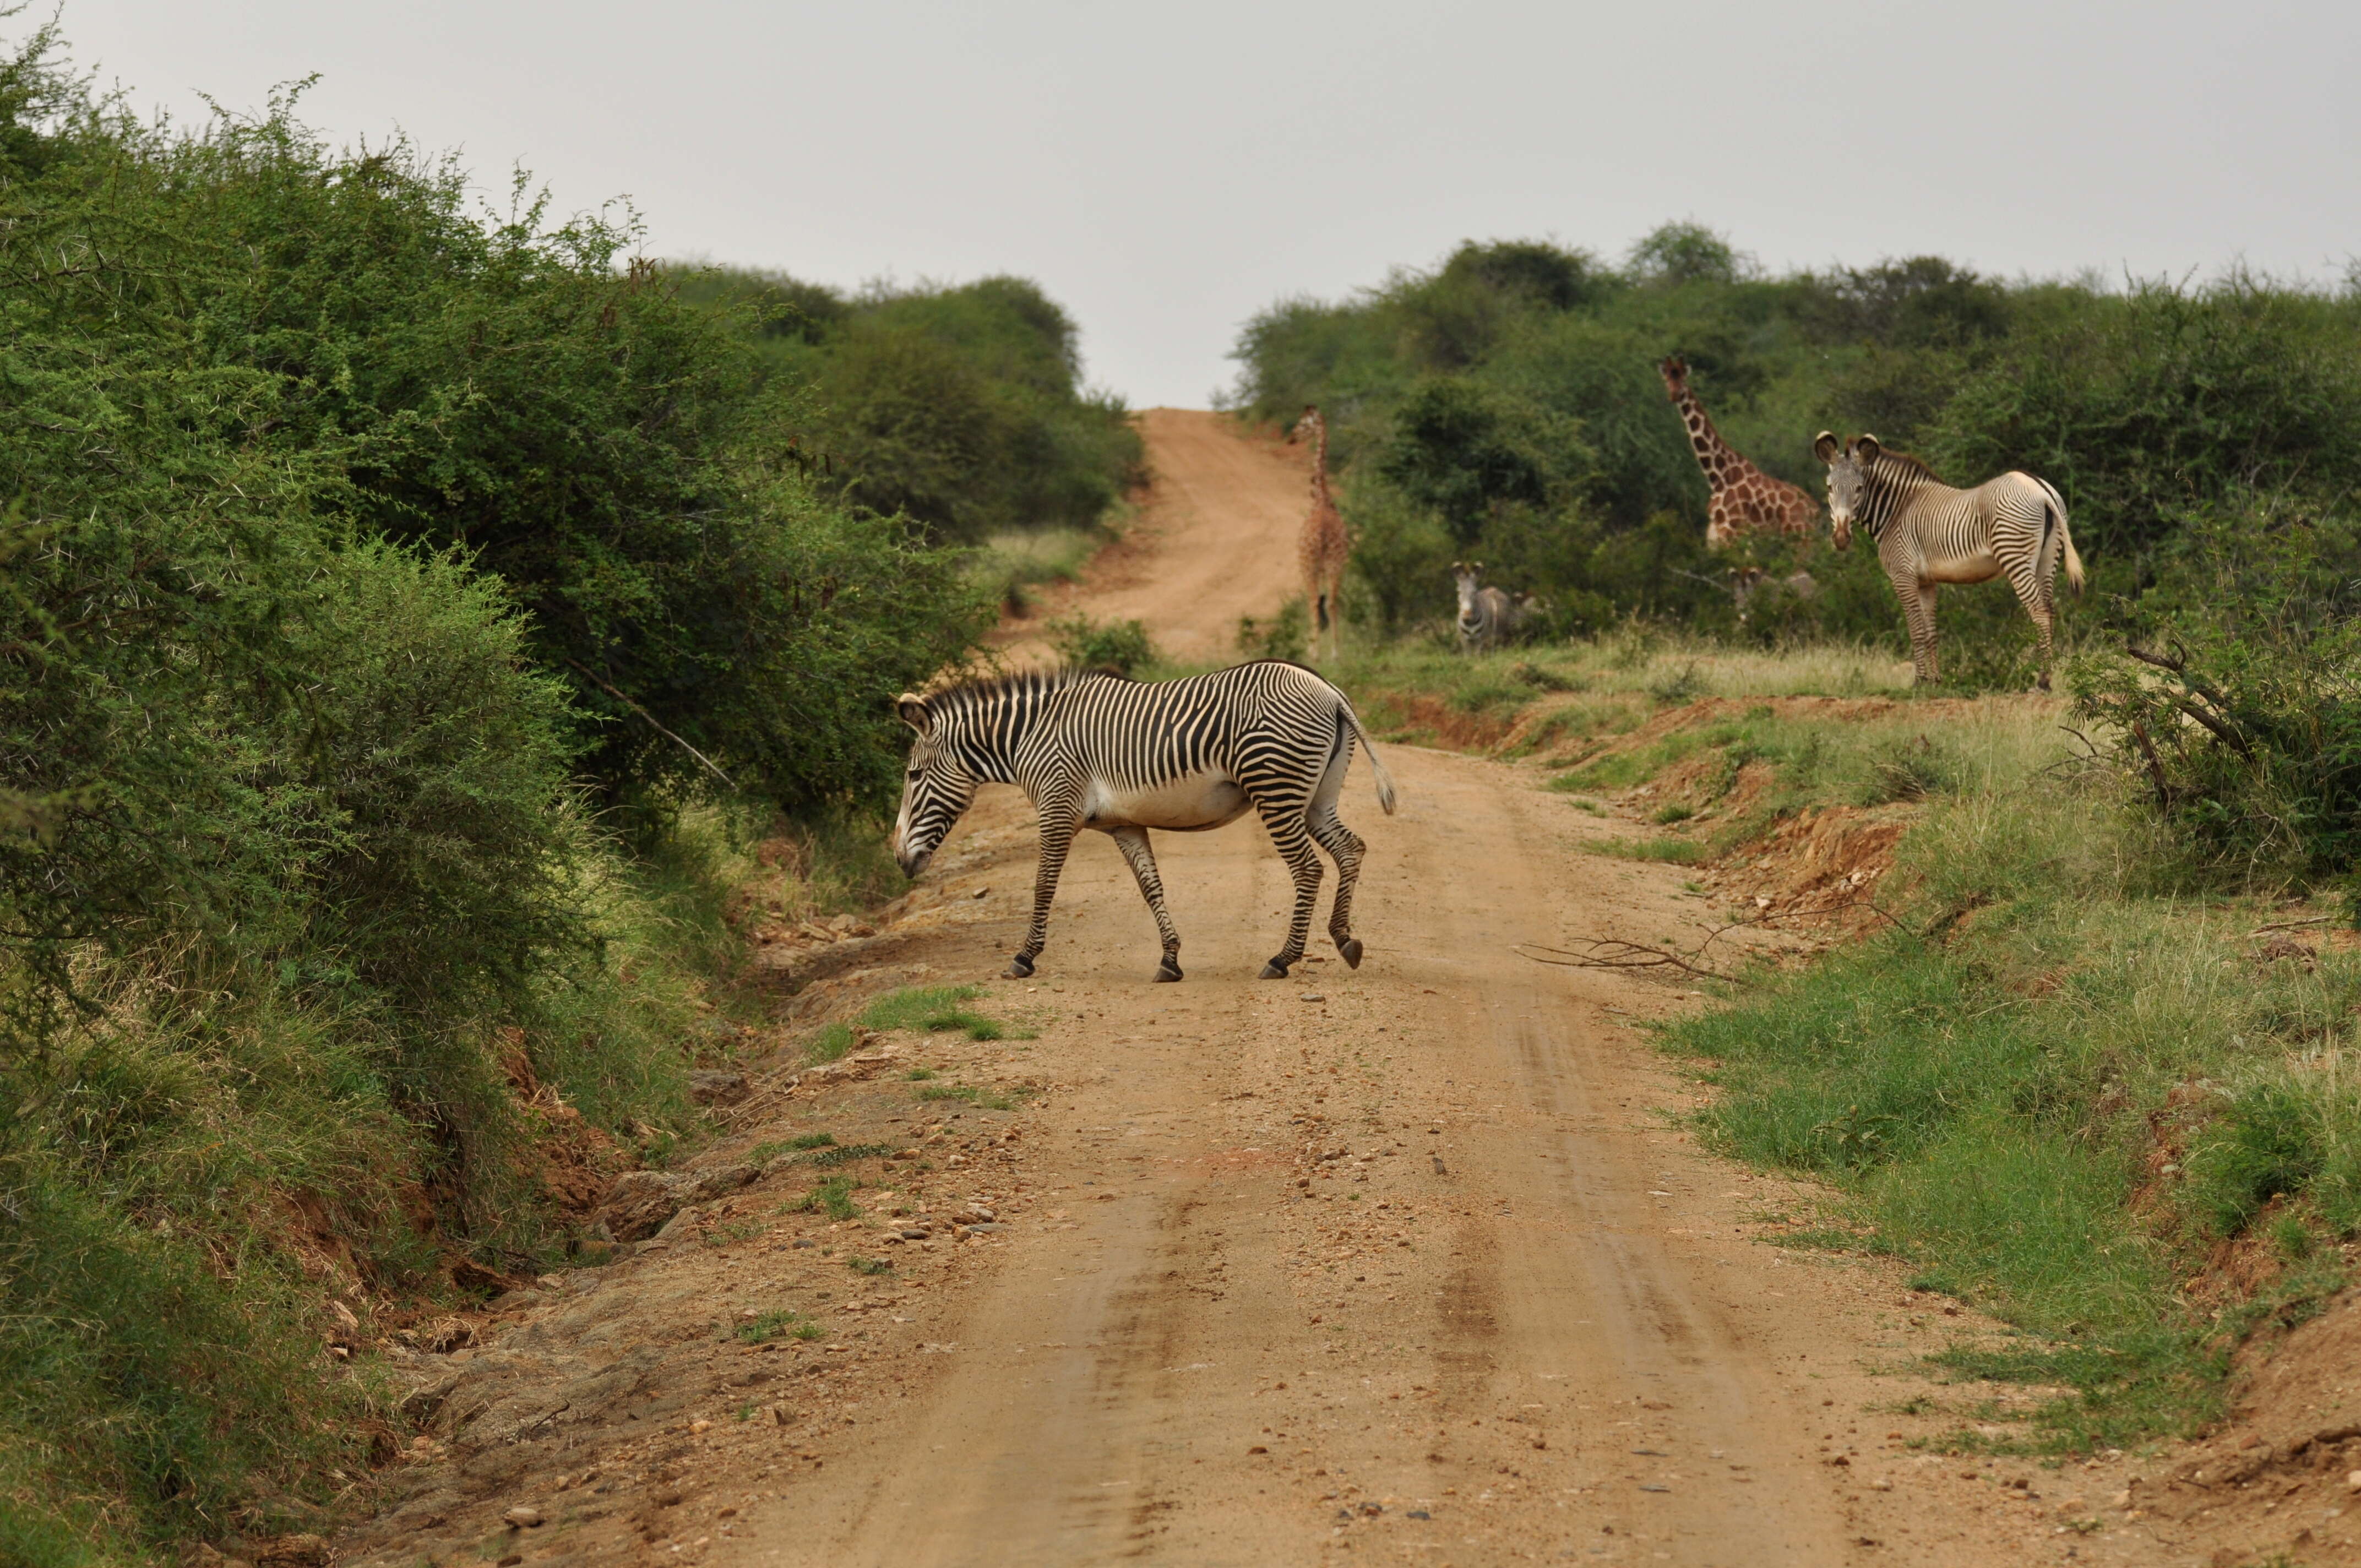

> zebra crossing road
[708,415,2070,1567]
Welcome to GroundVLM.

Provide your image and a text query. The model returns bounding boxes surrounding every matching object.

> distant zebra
[1452,562,1539,653]
[891,662,1398,983]
[1730,567,1818,623]
[1815,433,2086,689]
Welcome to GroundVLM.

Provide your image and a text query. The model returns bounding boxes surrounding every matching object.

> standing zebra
[1815,433,2086,689]
[1452,562,1538,653]
[891,662,1397,983]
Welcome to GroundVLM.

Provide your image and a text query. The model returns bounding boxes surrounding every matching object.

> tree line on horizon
[1227,225,2361,677]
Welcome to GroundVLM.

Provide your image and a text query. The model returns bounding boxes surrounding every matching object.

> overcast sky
[55,1,2361,408]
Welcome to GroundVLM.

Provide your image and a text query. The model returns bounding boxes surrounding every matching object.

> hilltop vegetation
[0,22,1118,1562]
[672,268,1144,545]
[1229,226,2361,677]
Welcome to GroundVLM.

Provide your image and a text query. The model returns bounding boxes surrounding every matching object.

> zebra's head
[890,692,976,880]
[1451,560,1485,620]
[1813,431,1881,551]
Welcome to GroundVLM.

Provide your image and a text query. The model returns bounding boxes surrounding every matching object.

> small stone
[770,1405,790,1426]
[2346,1469,2361,1493]
[793,1238,815,1248]
[1248,1445,1269,1455]
[945,1154,967,1167]
[1299,993,1325,1003]
[687,1070,749,1106]
[502,1506,543,1529]
[253,1538,329,1568]
[971,886,991,900]
[690,1418,712,1434]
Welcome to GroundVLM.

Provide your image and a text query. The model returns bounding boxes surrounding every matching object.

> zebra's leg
[1007,804,1078,979]
[1892,575,1938,685]
[2010,571,2057,692]
[1307,803,1367,968]
[1108,825,1184,982]
[1253,801,1325,981]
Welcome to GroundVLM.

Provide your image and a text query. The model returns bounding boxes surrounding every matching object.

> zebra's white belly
[1922,547,2001,585]
[1080,769,1251,832]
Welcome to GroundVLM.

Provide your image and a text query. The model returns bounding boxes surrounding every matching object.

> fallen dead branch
[1514,892,1915,987]
[1514,938,1750,985]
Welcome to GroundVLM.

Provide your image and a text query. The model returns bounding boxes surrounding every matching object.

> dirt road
[344,414,2137,1568]
[998,407,1308,665]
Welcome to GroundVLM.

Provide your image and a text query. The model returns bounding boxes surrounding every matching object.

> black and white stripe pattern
[1452,562,1536,654]
[1816,433,2086,688]
[891,662,1398,982]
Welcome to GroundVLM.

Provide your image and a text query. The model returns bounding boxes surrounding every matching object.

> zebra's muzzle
[896,845,933,879]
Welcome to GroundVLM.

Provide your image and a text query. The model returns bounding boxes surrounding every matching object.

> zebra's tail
[2037,477,2086,596]
[1336,695,1399,815]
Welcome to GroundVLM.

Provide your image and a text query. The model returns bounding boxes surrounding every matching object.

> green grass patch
[846,1255,893,1276]
[736,1308,827,1345]
[789,1174,863,1222]
[749,1130,837,1166]
[851,985,1032,1044]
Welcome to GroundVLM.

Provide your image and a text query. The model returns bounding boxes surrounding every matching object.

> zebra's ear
[1854,434,1883,463]
[1813,431,1840,463]
[895,693,931,733]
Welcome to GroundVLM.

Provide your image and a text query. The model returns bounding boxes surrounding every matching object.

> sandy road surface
[343,413,2138,1568]
[998,408,1308,665]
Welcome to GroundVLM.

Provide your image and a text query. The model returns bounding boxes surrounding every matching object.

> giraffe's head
[1292,405,1324,445]
[1813,431,1881,551]
[1657,356,1689,399]
[889,691,978,879]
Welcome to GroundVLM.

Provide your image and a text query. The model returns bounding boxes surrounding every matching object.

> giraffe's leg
[1307,800,1368,969]
[1007,800,1078,979]
[1108,825,1183,982]
[1252,795,1325,980]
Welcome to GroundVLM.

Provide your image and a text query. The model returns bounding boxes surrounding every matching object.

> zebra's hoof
[1258,960,1290,980]
[1003,955,1035,979]
[1337,938,1364,970]
[1154,957,1183,983]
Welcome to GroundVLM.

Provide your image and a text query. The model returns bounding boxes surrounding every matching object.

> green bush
[677,269,1145,545]
[1237,598,1312,662]
[1048,613,1156,677]
[2072,498,2361,889]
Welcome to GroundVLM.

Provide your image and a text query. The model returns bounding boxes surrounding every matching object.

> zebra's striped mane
[1872,448,1945,485]
[926,666,1125,715]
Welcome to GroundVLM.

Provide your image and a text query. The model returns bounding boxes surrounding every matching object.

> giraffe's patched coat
[1660,357,1820,548]
[1294,406,1351,660]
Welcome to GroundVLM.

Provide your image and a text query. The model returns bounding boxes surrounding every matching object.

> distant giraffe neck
[1669,382,1750,491]
[1307,411,1331,503]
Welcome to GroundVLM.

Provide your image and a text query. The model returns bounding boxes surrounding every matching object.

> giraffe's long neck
[1309,415,1331,504]
[1669,383,1744,492]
